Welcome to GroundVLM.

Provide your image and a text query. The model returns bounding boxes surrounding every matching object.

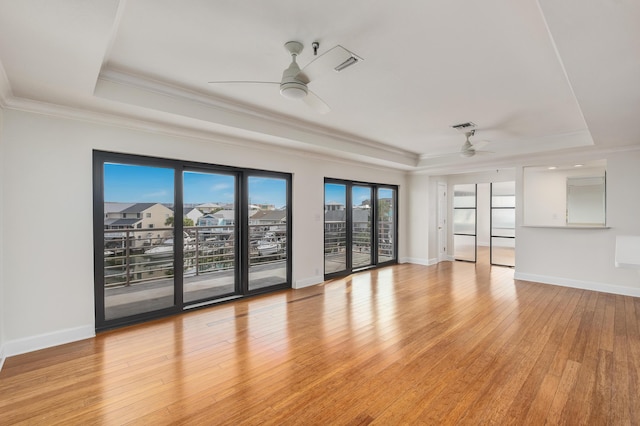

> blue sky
[104,163,287,207]
[324,183,346,205]
[325,183,394,206]
[104,163,393,207]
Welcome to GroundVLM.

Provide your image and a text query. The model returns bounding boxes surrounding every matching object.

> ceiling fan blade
[303,90,331,114]
[207,80,279,85]
[298,45,360,82]
[472,140,489,150]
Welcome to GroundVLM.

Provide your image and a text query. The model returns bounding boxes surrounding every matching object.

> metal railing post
[125,229,131,287]
[194,227,200,276]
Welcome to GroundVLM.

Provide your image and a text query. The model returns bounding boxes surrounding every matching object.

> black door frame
[93,150,292,331]
[323,178,398,279]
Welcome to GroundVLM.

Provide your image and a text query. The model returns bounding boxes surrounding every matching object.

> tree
[165,216,194,227]
[378,199,392,219]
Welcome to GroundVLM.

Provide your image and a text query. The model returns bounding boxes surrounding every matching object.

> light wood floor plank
[1,261,639,425]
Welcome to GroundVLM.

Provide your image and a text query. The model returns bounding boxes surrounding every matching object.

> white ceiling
[0,0,638,172]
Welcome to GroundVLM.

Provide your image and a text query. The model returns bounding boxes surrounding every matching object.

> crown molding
[410,143,640,176]
[3,95,410,174]
[98,68,419,163]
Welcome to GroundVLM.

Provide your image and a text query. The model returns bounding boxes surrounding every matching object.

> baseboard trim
[0,344,6,372]
[294,275,324,289]
[4,325,95,358]
[400,257,430,266]
[514,272,640,298]
[403,257,451,266]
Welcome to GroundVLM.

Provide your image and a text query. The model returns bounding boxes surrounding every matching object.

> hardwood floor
[1,261,639,425]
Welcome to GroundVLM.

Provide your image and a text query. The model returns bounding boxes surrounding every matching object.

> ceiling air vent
[451,122,476,132]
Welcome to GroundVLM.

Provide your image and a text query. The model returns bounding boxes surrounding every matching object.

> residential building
[249,209,286,227]
[183,206,203,225]
[103,202,174,249]
[104,202,173,230]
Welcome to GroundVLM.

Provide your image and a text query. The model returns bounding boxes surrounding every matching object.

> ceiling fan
[208,41,362,114]
[459,130,491,157]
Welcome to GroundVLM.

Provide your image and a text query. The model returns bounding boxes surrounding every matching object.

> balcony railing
[323,220,395,261]
[104,225,287,288]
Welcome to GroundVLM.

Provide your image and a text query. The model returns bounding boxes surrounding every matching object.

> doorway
[323,179,398,278]
[94,151,292,331]
[451,181,515,267]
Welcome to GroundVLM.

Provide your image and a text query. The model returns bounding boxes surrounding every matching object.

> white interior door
[438,182,447,262]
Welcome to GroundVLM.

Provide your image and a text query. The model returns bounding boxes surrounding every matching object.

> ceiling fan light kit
[280,81,308,99]
[460,147,476,157]
[208,40,362,114]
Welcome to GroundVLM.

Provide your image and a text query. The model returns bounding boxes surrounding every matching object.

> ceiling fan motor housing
[280,41,308,99]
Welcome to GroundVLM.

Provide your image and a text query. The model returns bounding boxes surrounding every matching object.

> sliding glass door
[352,186,373,269]
[248,175,289,292]
[94,151,291,330]
[377,187,396,263]
[324,179,397,278]
[490,181,516,267]
[324,183,347,275]
[101,162,177,321]
[182,171,238,303]
[453,184,477,262]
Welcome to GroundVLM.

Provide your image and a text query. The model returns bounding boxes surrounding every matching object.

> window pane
[453,209,476,235]
[183,171,236,303]
[454,234,476,261]
[491,208,515,237]
[103,163,175,320]
[491,237,515,266]
[378,188,395,263]
[453,184,476,208]
[352,186,372,269]
[325,183,347,274]
[491,181,516,207]
[248,176,288,291]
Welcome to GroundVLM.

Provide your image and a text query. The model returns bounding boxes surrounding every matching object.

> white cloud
[211,183,231,191]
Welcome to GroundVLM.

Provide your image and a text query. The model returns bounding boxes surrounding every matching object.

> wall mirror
[523,160,606,227]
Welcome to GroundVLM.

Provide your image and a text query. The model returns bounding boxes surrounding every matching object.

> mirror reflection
[523,160,606,227]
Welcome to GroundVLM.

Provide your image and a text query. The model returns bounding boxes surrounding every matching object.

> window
[94,151,292,331]
[324,178,398,278]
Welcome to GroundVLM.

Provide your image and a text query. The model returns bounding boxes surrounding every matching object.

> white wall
[0,105,5,368]
[0,108,408,355]
[515,150,640,295]
[405,173,430,265]
[3,105,639,359]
